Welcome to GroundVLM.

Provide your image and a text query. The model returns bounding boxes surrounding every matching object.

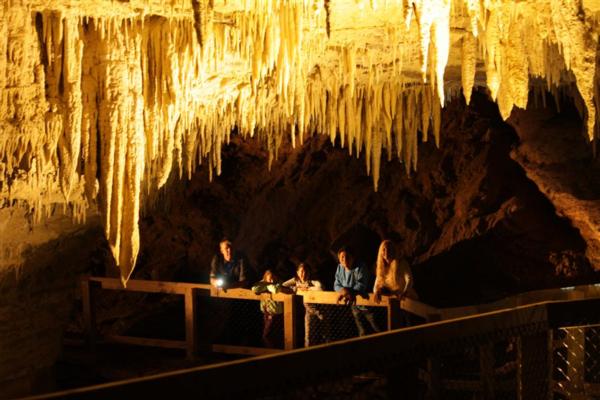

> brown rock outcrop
[509,99,600,270]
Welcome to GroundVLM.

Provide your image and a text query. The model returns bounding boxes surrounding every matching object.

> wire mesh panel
[302,302,387,346]
[198,296,285,349]
[585,326,600,385]
[553,326,600,399]
[73,292,600,400]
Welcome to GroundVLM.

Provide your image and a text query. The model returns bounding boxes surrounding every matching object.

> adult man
[334,247,380,336]
[210,238,249,290]
[206,238,251,345]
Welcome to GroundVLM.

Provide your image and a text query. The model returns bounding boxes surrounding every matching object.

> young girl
[283,263,323,346]
[283,263,323,347]
[282,263,322,292]
[252,269,285,348]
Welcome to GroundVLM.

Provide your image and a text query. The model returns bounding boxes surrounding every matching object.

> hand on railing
[336,288,356,306]
[374,290,382,305]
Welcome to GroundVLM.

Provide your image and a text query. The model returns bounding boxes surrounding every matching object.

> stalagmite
[1,0,600,283]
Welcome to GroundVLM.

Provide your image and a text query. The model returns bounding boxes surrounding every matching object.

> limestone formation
[1,0,599,283]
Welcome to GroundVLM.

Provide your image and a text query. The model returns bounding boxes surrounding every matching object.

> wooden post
[426,312,442,399]
[387,297,402,330]
[479,343,495,400]
[195,288,211,353]
[81,277,98,350]
[427,357,442,400]
[518,332,550,400]
[185,288,198,359]
[284,294,301,350]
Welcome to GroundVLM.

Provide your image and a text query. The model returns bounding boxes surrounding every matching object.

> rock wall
[133,92,592,308]
[1,91,596,397]
[509,97,600,271]
[0,211,105,399]
[2,1,600,284]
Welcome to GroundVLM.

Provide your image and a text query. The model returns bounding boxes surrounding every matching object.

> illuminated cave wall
[2,0,600,283]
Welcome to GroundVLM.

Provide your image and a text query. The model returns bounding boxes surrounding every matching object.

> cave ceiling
[1,0,599,283]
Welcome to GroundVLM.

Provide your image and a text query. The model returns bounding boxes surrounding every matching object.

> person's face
[264,271,274,283]
[339,251,352,270]
[220,242,232,261]
[297,265,307,282]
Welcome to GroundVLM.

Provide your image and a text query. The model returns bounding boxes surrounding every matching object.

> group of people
[209,238,415,348]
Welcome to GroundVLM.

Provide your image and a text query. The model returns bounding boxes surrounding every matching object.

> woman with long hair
[373,240,416,304]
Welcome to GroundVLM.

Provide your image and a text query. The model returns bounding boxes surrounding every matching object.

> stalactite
[1,0,600,283]
[461,31,477,105]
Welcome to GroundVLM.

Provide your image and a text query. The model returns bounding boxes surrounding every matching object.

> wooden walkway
[82,276,440,358]
[82,276,600,359]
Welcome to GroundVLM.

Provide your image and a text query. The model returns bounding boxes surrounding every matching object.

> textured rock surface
[0,213,105,399]
[509,99,600,270]
[1,0,600,282]
[1,93,596,398]
[131,93,591,308]
[2,0,600,394]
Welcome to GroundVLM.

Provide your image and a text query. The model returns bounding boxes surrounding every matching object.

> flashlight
[216,278,224,287]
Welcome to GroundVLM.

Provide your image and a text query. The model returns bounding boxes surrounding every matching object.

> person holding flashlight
[210,238,249,290]
[207,238,251,345]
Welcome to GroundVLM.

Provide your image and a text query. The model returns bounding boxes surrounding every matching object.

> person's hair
[219,237,232,246]
[296,263,311,280]
[376,240,398,286]
[262,269,277,282]
[337,246,353,257]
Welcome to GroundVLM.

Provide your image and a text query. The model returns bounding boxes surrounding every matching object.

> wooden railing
[38,297,600,400]
[82,276,440,358]
[83,277,600,360]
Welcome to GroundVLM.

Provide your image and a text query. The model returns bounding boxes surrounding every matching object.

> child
[252,270,285,348]
[283,263,324,346]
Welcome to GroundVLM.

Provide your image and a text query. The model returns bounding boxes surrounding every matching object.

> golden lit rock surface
[1,0,599,283]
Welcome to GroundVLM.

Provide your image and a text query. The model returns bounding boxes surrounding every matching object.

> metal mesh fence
[198,296,285,349]
[68,286,600,400]
[302,304,387,346]
[196,299,390,349]
[553,325,600,399]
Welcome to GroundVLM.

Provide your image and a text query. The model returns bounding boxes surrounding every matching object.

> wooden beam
[479,343,495,400]
[283,295,302,350]
[26,302,555,400]
[517,331,550,400]
[300,290,388,307]
[427,357,442,399]
[89,277,211,294]
[211,344,283,356]
[81,277,98,350]
[209,287,289,301]
[106,335,187,349]
[185,288,199,359]
[387,297,402,330]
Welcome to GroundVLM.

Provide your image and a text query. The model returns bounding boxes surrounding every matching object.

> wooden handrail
[89,276,211,294]
[439,283,600,320]
[83,276,600,361]
[36,299,571,400]
[88,276,434,314]
[82,276,435,358]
